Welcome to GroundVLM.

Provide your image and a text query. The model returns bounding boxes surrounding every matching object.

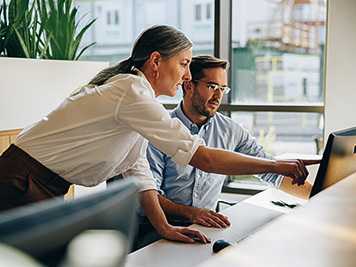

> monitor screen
[0,179,140,266]
[309,126,356,198]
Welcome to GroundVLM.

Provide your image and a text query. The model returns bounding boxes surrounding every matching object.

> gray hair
[89,25,193,85]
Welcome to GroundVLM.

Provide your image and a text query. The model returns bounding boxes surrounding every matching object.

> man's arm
[158,195,230,228]
[147,141,230,228]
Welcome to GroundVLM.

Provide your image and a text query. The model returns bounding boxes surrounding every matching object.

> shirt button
[190,124,199,134]
[194,193,198,198]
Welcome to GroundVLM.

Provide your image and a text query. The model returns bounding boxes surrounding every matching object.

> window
[114,10,119,25]
[73,0,327,190]
[195,4,202,21]
[223,0,327,185]
[106,10,119,25]
[74,0,214,65]
[106,11,111,25]
[206,4,211,20]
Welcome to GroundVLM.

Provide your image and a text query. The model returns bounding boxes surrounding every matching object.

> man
[138,55,312,246]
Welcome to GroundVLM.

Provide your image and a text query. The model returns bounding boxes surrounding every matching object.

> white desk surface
[125,201,282,267]
[198,172,356,267]
[124,155,320,267]
[125,182,313,267]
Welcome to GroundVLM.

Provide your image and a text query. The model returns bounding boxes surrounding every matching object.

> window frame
[166,0,326,194]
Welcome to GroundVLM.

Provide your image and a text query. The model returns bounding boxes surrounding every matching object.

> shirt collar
[133,68,146,79]
[133,68,155,97]
[173,101,213,133]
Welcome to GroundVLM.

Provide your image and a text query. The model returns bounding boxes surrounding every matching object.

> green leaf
[75,41,96,61]
[12,25,30,58]
[1,0,96,59]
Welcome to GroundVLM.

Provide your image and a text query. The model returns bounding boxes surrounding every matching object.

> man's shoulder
[214,112,237,125]
[211,112,248,137]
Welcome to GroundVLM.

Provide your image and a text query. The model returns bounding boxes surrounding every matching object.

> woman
[0,25,318,243]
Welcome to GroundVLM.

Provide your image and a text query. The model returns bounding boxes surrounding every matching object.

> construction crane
[248,0,326,53]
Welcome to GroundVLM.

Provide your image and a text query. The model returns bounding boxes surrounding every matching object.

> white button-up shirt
[15,70,205,191]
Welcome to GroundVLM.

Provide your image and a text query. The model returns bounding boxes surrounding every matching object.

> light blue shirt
[147,102,283,211]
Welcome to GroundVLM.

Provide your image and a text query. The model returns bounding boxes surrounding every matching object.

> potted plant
[0,0,96,60]
[0,0,108,131]
[36,0,96,60]
[0,0,38,57]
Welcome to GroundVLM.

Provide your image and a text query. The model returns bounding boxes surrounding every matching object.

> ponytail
[89,25,192,86]
[89,57,135,86]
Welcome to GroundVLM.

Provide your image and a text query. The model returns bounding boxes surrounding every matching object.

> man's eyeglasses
[193,80,231,94]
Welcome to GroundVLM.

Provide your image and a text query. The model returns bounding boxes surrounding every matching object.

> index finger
[301,159,321,165]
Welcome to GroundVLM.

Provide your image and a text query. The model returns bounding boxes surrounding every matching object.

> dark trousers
[0,144,72,212]
[133,215,161,251]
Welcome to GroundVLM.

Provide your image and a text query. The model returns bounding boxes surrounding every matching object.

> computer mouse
[212,239,234,253]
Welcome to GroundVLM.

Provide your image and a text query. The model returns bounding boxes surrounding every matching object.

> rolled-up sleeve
[116,77,205,168]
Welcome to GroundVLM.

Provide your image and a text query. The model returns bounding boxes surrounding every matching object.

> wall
[324,0,356,139]
[0,57,109,198]
[0,58,108,131]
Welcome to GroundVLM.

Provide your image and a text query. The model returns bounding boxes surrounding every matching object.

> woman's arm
[189,146,320,185]
[139,190,211,244]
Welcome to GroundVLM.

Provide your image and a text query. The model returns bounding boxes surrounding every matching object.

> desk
[125,186,309,267]
[198,172,356,267]
[124,155,319,267]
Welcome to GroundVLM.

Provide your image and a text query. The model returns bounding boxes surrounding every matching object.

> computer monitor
[309,126,356,198]
[0,178,140,266]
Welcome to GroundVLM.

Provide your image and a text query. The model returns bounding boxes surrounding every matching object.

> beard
[191,90,219,118]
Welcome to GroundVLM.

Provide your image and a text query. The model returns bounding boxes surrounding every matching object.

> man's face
[191,67,227,119]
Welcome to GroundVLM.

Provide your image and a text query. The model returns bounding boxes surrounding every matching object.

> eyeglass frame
[193,79,231,94]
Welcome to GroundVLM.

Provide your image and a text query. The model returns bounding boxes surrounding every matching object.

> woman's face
[155,49,192,97]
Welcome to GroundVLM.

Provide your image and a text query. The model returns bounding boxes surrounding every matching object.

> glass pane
[74,0,214,64]
[74,0,215,103]
[229,111,323,183]
[231,0,327,105]
[195,4,202,21]
[232,111,323,156]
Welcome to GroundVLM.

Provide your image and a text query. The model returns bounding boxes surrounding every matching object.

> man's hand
[159,225,211,244]
[140,190,211,244]
[157,195,230,228]
[276,159,321,186]
[188,207,230,228]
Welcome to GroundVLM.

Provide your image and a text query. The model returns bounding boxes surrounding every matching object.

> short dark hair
[182,55,229,96]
